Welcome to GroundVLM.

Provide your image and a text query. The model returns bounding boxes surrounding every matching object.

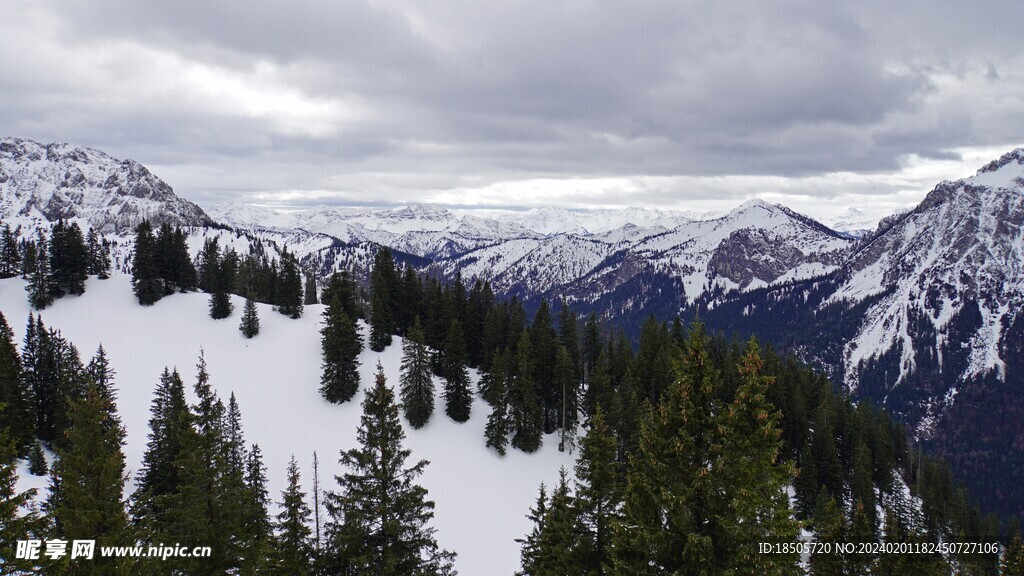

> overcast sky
[3,0,1023,221]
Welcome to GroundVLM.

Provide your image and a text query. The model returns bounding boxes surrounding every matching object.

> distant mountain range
[3,135,1022,520]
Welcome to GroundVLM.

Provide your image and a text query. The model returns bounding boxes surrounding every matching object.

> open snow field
[3,275,576,575]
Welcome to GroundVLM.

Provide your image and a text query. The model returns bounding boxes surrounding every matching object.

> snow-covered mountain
[210,198,854,310]
[0,137,211,234]
[826,207,879,238]
[697,148,1024,519]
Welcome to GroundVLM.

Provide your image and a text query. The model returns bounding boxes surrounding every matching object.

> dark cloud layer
[2,0,1022,214]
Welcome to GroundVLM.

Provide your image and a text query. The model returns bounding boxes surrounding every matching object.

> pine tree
[144,353,256,574]
[534,469,583,576]
[304,271,318,305]
[443,319,472,423]
[243,443,272,575]
[86,344,117,408]
[49,219,89,297]
[809,488,846,576]
[510,331,543,453]
[794,438,818,519]
[573,409,619,576]
[555,344,579,452]
[28,439,48,475]
[324,364,456,575]
[0,223,21,278]
[716,340,800,574]
[86,227,111,279]
[0,311,33,453]
[530,300,559,433]
[400,318,434,429]
[132,368,191,526]
[272,455,314,576]
[369,247,396,351]
[240,296,260,338]
[484,366,510,456]
[131,220,162,305]
[50,334,90,448]
[516,483,548,576]
[27,230,53,309]
[21,237,38,279]
[320,295,362,404]
[0,414,42,574]
[277,248,304,319]
[210,291,233,319]
[612,322,721,575]
[1003,535,1024,576]
[47,382,130,575]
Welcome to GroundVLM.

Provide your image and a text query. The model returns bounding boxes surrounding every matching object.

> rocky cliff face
[0,137,211,234]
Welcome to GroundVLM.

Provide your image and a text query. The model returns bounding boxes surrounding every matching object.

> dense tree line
[130,224,305,322]
[512,320,1011,575]
[131,221,195,305]
[0,220,112,310]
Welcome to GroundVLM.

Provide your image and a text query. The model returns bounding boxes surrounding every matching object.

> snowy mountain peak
[827,207,878,238]
[969,147,1024,190]
[504,207,588,236]
[0,136,211,234]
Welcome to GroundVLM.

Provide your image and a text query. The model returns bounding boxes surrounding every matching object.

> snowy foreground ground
[3,275,576,575]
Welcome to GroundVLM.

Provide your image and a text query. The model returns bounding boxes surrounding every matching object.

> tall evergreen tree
[400,318,434,429]
[324,364,456,575]
[573,409,619,576]
[272,455,314,576]
[555,345,579,451]
[1003,535,1024,576]
[320,295,362,404]
[276,248,304,319]
[240,296,260,338]
[516,483,548,576]
[28,439,48,475]
[484,362,510,456]
[0,412,42,574]
[47,382,130,576]
[304,271,319,305]
[0,312,33,453]
[442,319,472,423]
[131,221,162,305]
[715,340,800,574]
[0,223,22,278]
[197,237,222,294]
[132,368,191,530]
[532,468,582,576]
[154,353,249,574]
[20,236,38,278]
[809,489,846,576]
[530,300,559,433]
[86,344,117,406]
[510,331,543,453]
[369,247,397,351]
[27,230,53,309]
[86,227,111,279]
[210,291,233,319]
[48,219,89,298]
[242,443,272,575]
[611,322,721,575]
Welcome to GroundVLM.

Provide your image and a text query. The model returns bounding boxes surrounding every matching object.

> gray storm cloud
[1,0,1022,217]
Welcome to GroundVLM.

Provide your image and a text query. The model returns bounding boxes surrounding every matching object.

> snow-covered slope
[3,275,574,575]
[0,137,211,234]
